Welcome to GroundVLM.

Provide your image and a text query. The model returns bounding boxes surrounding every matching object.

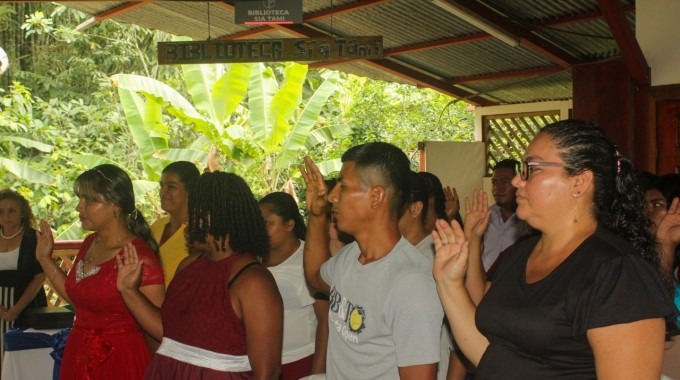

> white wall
[638,0,680,86]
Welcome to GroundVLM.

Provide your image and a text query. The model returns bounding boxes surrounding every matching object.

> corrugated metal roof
[59,0,641,106]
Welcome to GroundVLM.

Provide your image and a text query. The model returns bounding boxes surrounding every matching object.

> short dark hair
[0,189,35,230]
[162,161,200,188]
[341,142,410,216]
[494,159,519,175]
[403,171,429,224]
[187,172,269,258]
[259,192,307,240]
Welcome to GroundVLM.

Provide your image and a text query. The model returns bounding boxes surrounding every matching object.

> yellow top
[150,215,189,288]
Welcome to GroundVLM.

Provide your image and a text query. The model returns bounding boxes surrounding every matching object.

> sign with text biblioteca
[235,0,303,25]
[158,36,383,64]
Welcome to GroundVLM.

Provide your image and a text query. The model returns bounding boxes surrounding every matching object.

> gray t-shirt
[321,237,444,379]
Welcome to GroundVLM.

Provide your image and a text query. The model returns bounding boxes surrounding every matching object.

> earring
[113,209,119,218]
[573,204,578,223]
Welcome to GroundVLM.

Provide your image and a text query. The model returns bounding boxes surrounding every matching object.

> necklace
[83,235,123,265]
[0,227,24,240]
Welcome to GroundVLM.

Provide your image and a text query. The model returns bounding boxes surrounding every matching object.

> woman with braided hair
[433,120,676,379]
[35,164,165,380]
[139,171,283,379]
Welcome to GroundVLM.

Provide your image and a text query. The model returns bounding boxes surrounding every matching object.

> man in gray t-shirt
[301,142,443,379]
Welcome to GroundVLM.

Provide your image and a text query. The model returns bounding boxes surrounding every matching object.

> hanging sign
[158,36,383,64]
[235,0,303,25]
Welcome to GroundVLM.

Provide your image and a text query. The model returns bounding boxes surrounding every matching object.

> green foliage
[0,2,474,238]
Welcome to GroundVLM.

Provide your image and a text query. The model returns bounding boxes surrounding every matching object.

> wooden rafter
[451,65,564,84]
[76,1,152,31]
[262,23,494,106]
[597,0,649,86]
[385,33,491,57]
[534,4,635,28]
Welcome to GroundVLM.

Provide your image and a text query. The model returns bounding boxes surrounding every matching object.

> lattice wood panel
[483,111,561,174]
[44,242,81,307]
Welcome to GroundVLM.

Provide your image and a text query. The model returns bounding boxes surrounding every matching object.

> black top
[0,228,47,327]
[476,227,676,379]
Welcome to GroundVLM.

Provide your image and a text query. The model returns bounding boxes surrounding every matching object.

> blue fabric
[3,328,53,351]
[674,284,680,327]
[3,327,71,380]
[50,328,71,380]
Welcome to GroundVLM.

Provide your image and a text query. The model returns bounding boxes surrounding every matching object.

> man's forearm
[303,214,332,293]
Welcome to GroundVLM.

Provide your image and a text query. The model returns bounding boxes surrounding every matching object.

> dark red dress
[59,234,164,380]
[145,254,255,380]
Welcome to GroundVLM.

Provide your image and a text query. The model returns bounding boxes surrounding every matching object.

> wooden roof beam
[263,23,494,106]
[385,33,491,56]
[436,0,580,68]
[451,65,564,84]
[304,0,391,22]
[76,1,151,31]
[597,0,649,86]
[535,4,635,28]
[364,59,495,106]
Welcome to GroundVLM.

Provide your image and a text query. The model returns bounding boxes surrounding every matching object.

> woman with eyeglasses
[35,164,165,380]
[433,120,675,379]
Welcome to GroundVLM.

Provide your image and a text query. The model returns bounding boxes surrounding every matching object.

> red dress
[145,254,255,380]
[59,234,164,380]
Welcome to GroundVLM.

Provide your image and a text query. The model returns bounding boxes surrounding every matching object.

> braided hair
[186,172,269,259]
[539,120,657,265]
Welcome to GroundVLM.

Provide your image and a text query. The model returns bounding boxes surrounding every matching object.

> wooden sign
[158,36,383,64]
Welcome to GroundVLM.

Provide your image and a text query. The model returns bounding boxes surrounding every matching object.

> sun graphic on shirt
[348,306,366,333]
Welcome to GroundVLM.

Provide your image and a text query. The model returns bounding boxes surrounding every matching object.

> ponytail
[127,208,159,258]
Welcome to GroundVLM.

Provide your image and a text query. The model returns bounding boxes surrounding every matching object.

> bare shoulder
[229,254,275,290]
[229,254,281,319]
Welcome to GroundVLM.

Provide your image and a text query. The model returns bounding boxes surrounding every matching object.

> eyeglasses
[517,161,565,180]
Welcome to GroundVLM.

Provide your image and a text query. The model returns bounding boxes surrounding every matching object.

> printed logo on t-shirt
[329,286,366,343]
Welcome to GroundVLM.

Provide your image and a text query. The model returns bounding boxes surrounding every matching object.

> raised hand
[444,185,461,221]
[464,189,491,240]
[116,243,144,293]
[432,219,470,285]
[35,220,55,263]
[301,156,329,218]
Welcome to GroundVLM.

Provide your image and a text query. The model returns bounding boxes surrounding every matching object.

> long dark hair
[186,172,269,259]
[74,164,159,256]
[539,120,656,264]
[259,192,306,240]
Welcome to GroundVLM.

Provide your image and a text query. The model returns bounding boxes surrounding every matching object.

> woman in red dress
[36,164,165,380]
[136,171,283,379]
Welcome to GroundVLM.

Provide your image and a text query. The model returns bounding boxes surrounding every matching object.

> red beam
[262,22,494,105]
[363,59,495,106]
[304,0,391,22]
[597,0,649,86]
[95,1,151,20]
[438,0,580,67]
[385,33,490,56]
[452,65,564,84]
[535,4,635,28]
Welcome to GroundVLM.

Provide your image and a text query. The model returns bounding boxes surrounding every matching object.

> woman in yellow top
[151,161,200,287]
